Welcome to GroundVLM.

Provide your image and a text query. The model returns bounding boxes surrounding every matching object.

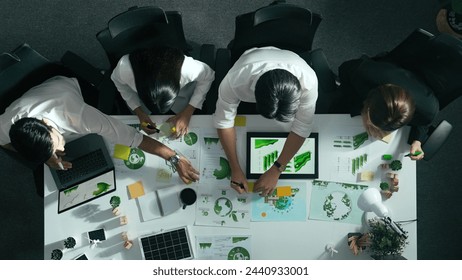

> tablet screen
[246,132,318,179]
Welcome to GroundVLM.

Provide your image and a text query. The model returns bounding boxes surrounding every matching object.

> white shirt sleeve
[212,75,241,129]
[110,55,142,110]
[181,56,215,109]
[79,104,144,147]
[291,88,318,138]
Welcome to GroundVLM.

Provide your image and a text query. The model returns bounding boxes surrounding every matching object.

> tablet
[246,132,318,179]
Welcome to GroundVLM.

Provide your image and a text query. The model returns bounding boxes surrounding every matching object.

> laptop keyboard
[56,149,108,185]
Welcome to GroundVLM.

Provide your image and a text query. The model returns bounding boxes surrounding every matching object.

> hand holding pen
[48,151,72,170]
[405,151,422,157]
[231,181,248,194]
[141,122,160,134]
[406,141,424,160]
[405,150,424,160]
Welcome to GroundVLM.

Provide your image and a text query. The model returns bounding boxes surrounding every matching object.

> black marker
[141,122,160,133]
[231,180,245,190]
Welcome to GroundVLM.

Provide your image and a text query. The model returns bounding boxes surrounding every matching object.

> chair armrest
[304,48,338,93]
[301,48,339,113]
[422,120,453,161]
[199,44,216,69]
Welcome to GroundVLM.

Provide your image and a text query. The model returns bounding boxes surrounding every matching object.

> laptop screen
[58,169,116,213]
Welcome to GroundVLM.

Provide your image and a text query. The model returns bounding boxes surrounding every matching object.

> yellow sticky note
[234,116,247,127]
[360,171,375,181]
[247,182,254,192]
[127,181,145,199]
[276,186,292,197]
[113,144,131,160]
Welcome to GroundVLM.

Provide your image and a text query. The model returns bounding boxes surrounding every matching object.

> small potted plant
[51,248,63,260]
[389,160,402,171]
[381,159,402,171]
[367,218,408,259]
[110,195,121,216]
[348,218,408,259]
[64,236,76,250]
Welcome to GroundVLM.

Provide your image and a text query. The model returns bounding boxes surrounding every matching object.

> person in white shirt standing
[213,47,318,196]
[0,75,199,184]
[111,46,215,137]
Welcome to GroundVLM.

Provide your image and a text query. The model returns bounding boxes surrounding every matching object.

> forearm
[179,104,196,118]
[217,127,241,172]
[408,125,428,145]
[134,107,147,119]
[138,135,176,160]
[277,132,306,166]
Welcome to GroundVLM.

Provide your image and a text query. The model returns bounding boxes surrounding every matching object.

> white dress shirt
[110,54,215,113]
[0,76,143,147]
[213,47,318,138]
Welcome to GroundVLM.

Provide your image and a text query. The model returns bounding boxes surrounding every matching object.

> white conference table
[44,114,417,260]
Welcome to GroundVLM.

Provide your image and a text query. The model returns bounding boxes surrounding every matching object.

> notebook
[137,185,183,222]
[50,133,116,214]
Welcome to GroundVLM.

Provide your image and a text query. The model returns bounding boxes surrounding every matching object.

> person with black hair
[213,47,318,196]
[111,46,215,137]
[0,76,199,184]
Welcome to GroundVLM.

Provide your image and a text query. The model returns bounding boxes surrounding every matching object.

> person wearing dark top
[338,56,440,160]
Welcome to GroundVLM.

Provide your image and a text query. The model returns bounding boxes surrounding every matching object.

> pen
[53,153,64,170]
[405,151,422,157]
[141,122,160,133]
[231,180,245,190]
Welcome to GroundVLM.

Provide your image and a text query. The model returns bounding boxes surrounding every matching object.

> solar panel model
[138,227,193,260]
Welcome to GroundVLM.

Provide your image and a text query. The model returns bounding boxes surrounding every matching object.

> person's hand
[46,150,72,170]
[409,140,425,160]
[254,167,280,196]
[135,108,158,134]
[229,169,248,194]
[175,156,200,184]
[167,113,191,139]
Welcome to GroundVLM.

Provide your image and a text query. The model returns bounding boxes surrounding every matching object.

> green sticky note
[113,144,131,160]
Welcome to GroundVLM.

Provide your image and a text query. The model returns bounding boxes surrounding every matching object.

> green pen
[405,151,422,157]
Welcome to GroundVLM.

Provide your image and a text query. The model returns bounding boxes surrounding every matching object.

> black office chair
[0,44,70,114]
[228,0,322,64]
[206,1,329,115]
[96,6,192,69]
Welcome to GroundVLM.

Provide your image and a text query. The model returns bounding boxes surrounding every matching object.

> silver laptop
[49,133,116,213]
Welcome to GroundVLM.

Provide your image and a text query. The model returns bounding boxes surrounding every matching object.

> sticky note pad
[276,186,292,197]
[127,181,145,199]
[113,144,131,160]
[234,116,247,127]
[247,182,254,192]
[360,171,375,181]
